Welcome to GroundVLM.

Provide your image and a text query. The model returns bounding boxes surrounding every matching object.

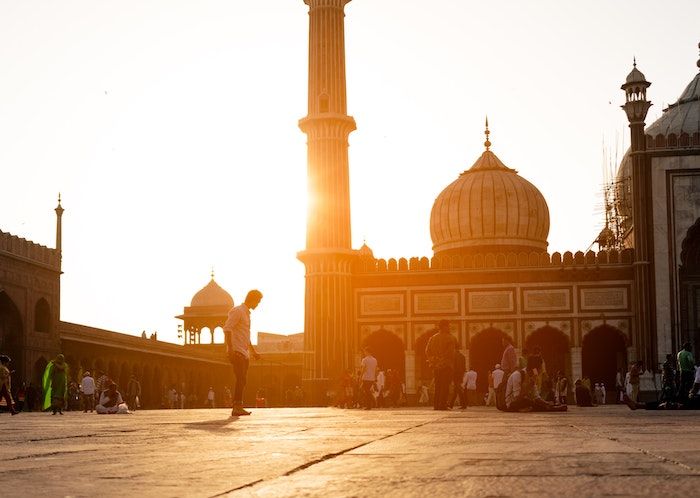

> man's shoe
[232,404,251,416]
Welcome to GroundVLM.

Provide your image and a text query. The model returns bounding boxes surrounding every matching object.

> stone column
[298,0,357,405]
[404,350,416,395]
[570,347,582,381]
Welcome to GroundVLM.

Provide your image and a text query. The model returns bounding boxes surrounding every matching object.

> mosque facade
[298,0,700,402]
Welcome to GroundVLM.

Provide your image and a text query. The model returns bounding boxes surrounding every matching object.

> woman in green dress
[42,354,68,415]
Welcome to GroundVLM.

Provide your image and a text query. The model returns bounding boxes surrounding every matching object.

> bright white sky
[1,0,698,344]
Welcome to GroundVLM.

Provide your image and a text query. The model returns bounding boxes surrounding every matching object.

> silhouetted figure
[575,380,595,407]
[0,355,18,415]
[224,289,263,417]
[678,343,695,401]
[425,320,458,411]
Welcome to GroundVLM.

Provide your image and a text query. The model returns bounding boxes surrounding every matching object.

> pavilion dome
[190,278,234,308]
[430,129,550,257]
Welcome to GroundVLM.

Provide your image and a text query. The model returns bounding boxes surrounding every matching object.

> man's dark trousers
[231,353,249,404]
[434,366,453,410]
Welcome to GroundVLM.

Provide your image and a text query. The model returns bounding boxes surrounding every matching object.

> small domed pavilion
[176,272,234,345]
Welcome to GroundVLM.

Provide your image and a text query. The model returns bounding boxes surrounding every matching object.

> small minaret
[621,59,657,368]
[298,0,357,403]
[55,193,64,268]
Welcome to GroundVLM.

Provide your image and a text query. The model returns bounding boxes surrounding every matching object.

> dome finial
[210,266,215,280]
[696,41,700,70]
[484,115,491,151]
[633,56,636,68]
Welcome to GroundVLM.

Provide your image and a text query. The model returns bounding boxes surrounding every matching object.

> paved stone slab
[1,406,699,497]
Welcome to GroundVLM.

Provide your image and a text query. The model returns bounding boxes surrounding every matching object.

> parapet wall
[358,248,635,273]
[0,230,60,269]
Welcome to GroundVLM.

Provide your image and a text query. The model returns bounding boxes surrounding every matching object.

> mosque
[297,0,700,402]
[1,1,699,407]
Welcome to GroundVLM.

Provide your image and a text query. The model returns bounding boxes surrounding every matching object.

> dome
[430,147,550,257]
[357,242,374,258]
[625,66,648,85]
[646,71,700,138]
[190,278,234,308]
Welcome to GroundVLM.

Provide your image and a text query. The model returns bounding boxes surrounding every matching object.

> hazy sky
[1,0,698,344]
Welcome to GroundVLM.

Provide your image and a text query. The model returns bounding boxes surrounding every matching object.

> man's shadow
[183,417,240,433]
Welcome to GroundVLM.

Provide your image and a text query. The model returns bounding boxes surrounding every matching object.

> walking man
[80,371,95,412]
[224,289,263,417]
[678,343,695,401]
[360,347,377,410]
[425,320,458,411]
[126,374,141,411]
[0,355,18,415]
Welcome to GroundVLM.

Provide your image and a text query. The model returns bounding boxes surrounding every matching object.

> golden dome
[190,278,234,308]
[430,146,550,257]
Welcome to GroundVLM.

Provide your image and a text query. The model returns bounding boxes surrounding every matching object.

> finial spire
[696,41,700,70]
[633,56,636,68]
[484,116,491,151]
[210,267,215,280]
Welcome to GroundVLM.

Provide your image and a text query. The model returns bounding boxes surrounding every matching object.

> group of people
[0,352,141,416]
[336,355,406,410]
[423,321,567,412]
[625,342,700,410]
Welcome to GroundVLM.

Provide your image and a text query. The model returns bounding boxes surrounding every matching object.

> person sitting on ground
[505,366,566,413]
[575,379,595,407]
[96,382,129,414]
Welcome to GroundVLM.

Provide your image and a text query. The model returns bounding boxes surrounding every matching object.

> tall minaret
[621,59,656,368]
[55,193,64,269]
[298,0,357,403]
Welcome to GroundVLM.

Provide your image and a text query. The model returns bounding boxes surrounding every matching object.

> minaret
[298,0,357,403]
[621,59,657,368]
[55,193,64,269]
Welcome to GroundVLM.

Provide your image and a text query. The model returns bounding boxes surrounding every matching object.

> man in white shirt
[486,364,504,407]
[207,387,215,408]
[360,347,378,410]
[375,370,386,407]
[96,382,129,414]
[463,368,478,406]
[224,289,263,417]
[80,371,95,413]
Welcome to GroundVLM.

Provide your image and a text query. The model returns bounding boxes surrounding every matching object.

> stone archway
[0,291,24,382]
[363,329,405,376]
[582,325,627,389]
[525,326,570,381]
[680,217,700,353]
[469,328,510,393]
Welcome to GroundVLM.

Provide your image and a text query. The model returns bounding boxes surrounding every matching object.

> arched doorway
[469,328,510,393]
[582,325,627,389]
[525,327,570,381]
[363,329,405,376]
[680,217,700,354]
[0,291,23,383]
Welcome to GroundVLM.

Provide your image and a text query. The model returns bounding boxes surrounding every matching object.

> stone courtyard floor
[2,405,700,497]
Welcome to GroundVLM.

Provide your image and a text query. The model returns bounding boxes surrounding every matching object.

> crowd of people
[4,321,700,415]
[331,349,406,410]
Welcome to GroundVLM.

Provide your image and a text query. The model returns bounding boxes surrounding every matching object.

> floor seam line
[570,424,699,474]
[214,416,443,496]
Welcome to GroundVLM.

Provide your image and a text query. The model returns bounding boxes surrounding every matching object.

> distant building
[297,1,700,402]
[0,200,302,407]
